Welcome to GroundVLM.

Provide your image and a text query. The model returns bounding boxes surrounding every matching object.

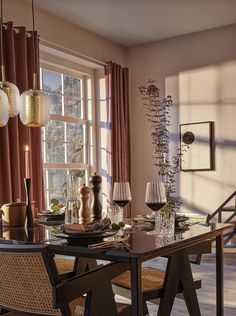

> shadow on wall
[166,59,236,215]
[180,198,207,215]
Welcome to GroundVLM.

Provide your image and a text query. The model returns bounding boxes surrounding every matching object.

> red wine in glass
[113,200,130,208]
[145,202,166,212]
[112,182,132,218]
[145,182,167,235]
[145,182,166,212]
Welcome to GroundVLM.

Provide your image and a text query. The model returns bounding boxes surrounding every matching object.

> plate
[38,211,65,221]
[53,230,117,246]
[175,215,190,223]
[36,219,64,226]
[61,225,116,236]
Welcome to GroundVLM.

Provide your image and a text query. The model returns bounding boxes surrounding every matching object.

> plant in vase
[49,198,65,214]
[139,80,188,215]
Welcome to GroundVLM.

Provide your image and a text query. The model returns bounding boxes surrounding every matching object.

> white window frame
[40,57,98,207]
[95,69,110,208]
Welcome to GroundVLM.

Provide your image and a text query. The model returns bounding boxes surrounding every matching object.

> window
[41,66,94,208]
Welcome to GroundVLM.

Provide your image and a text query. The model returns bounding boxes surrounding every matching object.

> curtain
[105,61,131,217]
[0,22,44,210]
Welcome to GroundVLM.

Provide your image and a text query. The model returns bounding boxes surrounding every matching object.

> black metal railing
[206,191,236,224]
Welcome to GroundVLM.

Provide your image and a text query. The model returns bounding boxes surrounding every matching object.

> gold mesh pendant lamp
[0,0,20,118]
[19,0,49,127]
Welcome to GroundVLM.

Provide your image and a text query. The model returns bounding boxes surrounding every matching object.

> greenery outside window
[40,66,94,208]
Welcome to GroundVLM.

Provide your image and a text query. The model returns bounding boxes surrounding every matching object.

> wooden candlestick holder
[24,178,34,228]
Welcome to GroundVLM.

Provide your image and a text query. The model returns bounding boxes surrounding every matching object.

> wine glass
[145,182,166,235]
[145,182,166,211]
[112,182,132,220]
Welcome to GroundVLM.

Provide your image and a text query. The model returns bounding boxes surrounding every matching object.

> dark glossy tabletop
[0,222,233,261]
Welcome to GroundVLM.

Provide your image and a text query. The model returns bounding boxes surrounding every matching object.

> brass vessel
[1,202,26,227]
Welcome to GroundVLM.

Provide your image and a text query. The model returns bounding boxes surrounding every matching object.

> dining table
[0,220,233,316]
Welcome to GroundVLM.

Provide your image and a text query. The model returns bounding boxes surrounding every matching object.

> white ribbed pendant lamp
[0,88,9,126]
[19,0,49,127]
[0,0,20,118]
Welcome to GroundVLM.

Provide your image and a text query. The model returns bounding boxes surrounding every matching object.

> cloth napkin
[63,223,86,234]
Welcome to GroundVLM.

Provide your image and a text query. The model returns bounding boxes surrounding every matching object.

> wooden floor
[116,251,236,315]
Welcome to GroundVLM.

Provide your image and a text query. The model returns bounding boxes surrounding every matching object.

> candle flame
[25,145,29,151]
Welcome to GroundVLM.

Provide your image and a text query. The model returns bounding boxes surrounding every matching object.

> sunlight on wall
[166,60,236,215]
[179,67,219,104]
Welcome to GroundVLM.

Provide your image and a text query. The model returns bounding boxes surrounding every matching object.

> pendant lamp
[0,88,9,126]
[19,0,49,127]
[0,0,20,117]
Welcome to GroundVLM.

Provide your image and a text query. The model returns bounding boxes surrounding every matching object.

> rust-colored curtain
[0,22,44,210]
[105,61,131,217]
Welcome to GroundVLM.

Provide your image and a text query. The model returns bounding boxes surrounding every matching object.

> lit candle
[25,145,30,178]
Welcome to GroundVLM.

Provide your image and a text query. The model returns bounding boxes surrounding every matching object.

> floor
[116,250,236,315]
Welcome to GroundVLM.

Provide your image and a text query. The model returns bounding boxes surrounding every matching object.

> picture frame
[180,121,215,171]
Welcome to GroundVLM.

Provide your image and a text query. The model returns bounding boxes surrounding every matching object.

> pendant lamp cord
[32,0,37,89]
[0,0,5,82]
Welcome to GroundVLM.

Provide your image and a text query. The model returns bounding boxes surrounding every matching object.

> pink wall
[6,0,126,65]
[127,24,236,216]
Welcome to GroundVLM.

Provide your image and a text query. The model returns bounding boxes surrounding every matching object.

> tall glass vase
[65,174,80,224]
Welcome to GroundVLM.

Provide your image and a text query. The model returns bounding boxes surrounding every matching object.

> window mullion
[61,73,65,116]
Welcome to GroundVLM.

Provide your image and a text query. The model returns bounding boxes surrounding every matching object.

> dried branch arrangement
[139,80,187,210]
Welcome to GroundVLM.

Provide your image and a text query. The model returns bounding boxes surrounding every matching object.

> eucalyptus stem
[139,80,188,210]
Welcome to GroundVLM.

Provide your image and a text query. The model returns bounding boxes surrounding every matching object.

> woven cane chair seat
[55,256,75,274]
[112,266,201,300]
[112,267,165,292]
[112,267,201,296]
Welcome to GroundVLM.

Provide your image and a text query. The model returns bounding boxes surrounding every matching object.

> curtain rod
[9,24,108,67]
[40,38,107,67]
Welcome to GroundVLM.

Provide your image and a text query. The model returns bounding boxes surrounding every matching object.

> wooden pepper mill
[89,172,103,221]
[78,184,91,224]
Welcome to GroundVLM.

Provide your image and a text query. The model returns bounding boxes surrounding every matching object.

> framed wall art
[180,121,215,171]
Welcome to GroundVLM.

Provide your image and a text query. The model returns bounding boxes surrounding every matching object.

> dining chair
[0,243,131,316]
[112,266,201,315]
[111,241,212,315]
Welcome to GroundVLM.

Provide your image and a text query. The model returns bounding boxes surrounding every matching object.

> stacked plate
[53,229,117,246]
[37,210,65,225]
[175,214,190,232]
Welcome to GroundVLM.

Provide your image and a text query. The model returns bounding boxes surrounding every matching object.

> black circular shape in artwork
[182,131,195,145]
